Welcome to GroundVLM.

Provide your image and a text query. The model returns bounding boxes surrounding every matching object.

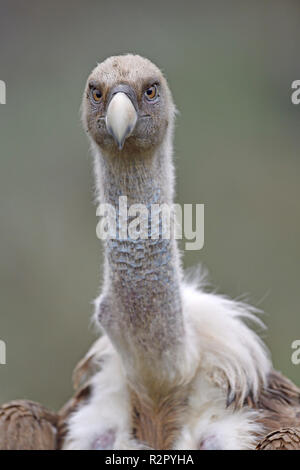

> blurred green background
[0,0,299,411]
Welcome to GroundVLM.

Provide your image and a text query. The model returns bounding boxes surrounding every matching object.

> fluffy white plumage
[64,276,271,450]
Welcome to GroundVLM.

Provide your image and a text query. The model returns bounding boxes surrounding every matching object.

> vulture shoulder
[0,338,107,450]
[253,370,300,429]
[58,337,106,446]
[0,400,58,450]
[256,427,300,450]
[247,370,300,449]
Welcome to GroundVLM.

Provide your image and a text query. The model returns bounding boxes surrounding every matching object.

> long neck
[94,138,185,381]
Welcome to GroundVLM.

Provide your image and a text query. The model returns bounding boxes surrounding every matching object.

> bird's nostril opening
[107,85,138,112]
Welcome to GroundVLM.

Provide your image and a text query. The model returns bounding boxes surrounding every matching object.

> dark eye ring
[145,84,158,101]
[91,88,102,103]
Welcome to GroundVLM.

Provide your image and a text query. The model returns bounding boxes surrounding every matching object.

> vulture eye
[91,88,102,103]
[145,84,158,101]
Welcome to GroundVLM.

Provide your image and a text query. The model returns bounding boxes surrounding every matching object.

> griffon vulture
[0,55,299,450]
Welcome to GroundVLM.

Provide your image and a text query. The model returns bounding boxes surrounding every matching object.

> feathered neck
[92,136,185,385]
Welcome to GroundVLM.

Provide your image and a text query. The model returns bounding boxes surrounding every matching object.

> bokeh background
[0,0,299,411]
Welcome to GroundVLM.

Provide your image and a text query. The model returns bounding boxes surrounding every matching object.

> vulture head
[82,55,175,157]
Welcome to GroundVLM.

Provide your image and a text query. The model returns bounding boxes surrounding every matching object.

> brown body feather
[248,370,300,432]
[130,387,188,449]
[256,428,300,450]
[0,400,58,450]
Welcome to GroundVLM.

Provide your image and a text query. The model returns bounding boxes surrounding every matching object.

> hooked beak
[105,92,138,150]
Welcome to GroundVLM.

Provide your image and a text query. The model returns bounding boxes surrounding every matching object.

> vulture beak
[105,88,138,150]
